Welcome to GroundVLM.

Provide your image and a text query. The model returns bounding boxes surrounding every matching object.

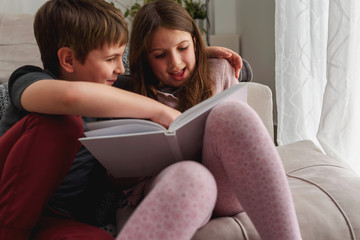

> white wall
[0,0,132,14]
[0,0,47,14]
[209,0,276,124]
[212,0,236,34]
[237,0,276,124]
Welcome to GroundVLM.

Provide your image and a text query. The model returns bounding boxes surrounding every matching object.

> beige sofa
[1,12,360,240]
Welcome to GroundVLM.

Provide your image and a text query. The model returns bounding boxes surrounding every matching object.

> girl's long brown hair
[129,0,213,112]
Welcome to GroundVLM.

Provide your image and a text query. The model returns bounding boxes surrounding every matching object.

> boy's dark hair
[34,0,128,77]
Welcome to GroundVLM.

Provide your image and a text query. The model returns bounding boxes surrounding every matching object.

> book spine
[165,132,184,162]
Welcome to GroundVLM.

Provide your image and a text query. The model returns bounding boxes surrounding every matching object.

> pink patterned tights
[116,101,302,240]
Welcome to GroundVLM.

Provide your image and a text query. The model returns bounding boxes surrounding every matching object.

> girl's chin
[167,79,187,88]
[167,76,189,87]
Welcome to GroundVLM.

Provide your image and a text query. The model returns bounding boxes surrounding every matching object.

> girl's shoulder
[208,58,238,94]
[208,58,232,73]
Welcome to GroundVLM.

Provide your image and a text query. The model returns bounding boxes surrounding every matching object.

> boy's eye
[106,55,122,62]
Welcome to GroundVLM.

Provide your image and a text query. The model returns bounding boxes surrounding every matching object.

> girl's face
[147,27,196,88]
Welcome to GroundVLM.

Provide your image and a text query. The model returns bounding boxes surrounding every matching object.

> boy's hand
[206,46,243,79]
[151,106,181,129]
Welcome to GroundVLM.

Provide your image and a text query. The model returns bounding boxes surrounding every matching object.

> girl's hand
[206,46,243,79]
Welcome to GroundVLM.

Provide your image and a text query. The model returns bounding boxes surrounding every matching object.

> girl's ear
[58,47,76,73]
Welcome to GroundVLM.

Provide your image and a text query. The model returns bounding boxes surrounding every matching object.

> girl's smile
[169,67,186,81]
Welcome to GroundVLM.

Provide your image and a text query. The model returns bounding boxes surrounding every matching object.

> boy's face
[147,27,196,88]
[73,43,126,86]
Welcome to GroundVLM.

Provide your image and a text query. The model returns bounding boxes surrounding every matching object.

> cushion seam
[286,164,348,175]
[287,174,355,240]
[231,216,250,240]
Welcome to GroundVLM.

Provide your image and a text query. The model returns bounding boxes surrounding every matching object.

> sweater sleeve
[208,58,239,96]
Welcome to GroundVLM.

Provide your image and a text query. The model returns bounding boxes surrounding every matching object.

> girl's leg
[116,161,217,240]
[202,101,302,240]
[0,114,83,240]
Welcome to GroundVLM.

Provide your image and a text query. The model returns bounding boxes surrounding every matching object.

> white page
[84,124,164,137]
[169,83,247,131]
[87,118,166,131]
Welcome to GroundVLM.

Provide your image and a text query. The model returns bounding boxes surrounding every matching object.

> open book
[79,83,247,177]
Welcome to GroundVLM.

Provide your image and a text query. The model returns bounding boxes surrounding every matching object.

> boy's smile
[147,27,196,88]
[73,43,126,85]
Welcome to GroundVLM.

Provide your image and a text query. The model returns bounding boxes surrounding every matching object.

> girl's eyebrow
[149,40,190,53]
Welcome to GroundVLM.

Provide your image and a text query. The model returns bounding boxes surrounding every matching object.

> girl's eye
[155,53,165,59]
[106,58,115,62]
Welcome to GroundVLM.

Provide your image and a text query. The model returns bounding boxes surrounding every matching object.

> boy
[0,0,181,239]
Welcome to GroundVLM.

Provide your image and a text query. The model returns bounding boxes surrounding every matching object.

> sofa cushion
[279,140,360,240]
[192,140,360,239]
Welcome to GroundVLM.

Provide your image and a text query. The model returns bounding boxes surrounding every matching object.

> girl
[120,0,303,239]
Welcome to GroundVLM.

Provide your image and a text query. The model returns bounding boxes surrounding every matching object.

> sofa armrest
[246,82,274,140]
[0,82,9,121]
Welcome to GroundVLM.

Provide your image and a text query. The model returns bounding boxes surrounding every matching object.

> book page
[169,83,247,131]
[84,124,165,137]
[84,119,167,138]
[87,119,166,131]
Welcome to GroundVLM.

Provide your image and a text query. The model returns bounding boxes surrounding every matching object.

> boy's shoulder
[9,65,55,90]
[10,65,50,81]
[8,65,56,106]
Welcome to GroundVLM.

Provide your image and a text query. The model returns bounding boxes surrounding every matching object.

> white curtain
[275,0,360,173]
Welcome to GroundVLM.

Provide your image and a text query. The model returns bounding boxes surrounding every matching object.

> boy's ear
[58,47,76,73]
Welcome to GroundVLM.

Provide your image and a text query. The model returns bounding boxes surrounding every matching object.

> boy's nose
[115,60,125,75]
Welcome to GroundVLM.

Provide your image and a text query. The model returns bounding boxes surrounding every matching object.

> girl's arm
[206,46,242,79]
[21,79,181,128]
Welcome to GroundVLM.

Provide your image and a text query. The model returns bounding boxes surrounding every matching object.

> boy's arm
[206,46,242,79]
[21,79,180,128]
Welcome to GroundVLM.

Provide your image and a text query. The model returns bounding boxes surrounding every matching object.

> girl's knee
[206,101,266,136]
[155,161,217,201]
[210,101,259,124]
[165,161,216,185]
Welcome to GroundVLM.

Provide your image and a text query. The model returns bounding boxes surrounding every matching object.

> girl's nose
[170,52,181,68]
